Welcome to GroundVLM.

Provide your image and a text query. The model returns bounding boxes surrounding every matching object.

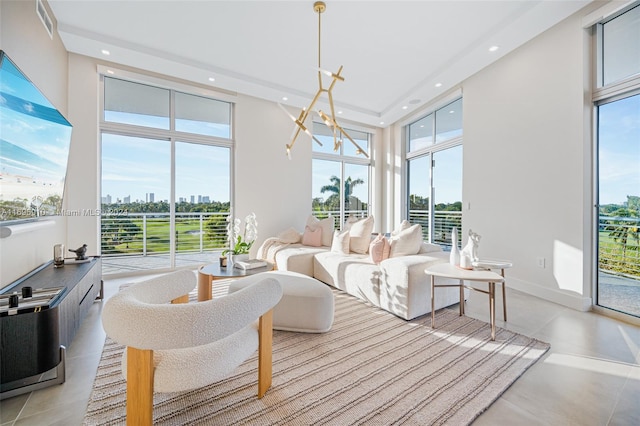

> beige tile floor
[2,275,639,425]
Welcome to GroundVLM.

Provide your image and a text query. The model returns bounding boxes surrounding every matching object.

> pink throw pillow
[302,226,322,247]
[369,233,390,264]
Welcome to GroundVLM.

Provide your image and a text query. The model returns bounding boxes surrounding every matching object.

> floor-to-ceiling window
[312,122,371,229]
[100,74,233,274]
[406,98,462,247]
[594,3,640,317]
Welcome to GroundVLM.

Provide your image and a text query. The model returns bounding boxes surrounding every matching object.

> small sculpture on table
[459,230,481,269]
[69,244,88,260]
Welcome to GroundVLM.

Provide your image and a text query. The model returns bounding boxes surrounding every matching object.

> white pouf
[228,271,334,333]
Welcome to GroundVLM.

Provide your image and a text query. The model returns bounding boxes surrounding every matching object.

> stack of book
[233,259,267,270]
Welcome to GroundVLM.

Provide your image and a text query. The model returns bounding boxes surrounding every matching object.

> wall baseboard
[508,276,592,312]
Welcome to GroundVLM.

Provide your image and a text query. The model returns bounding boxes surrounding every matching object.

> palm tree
[320,175,364,211]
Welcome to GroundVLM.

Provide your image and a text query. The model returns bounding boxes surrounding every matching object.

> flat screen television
[0,50,73,223]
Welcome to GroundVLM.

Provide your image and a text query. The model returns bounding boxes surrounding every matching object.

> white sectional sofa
[257,217,464,320]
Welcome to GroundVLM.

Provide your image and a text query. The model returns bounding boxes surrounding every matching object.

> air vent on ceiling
[36,0,53,39]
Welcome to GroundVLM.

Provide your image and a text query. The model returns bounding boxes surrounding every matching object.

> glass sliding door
[597,93,640,317]
[174,142,231,268]
[408,155,431,241]
[433,146,463,248]
[101,134,172,270]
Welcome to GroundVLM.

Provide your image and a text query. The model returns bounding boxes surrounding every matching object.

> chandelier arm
[317,2,322,69]
[326,65,344,92]
[334,123,370,159]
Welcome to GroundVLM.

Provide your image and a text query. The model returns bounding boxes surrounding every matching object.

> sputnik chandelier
[280,1,369,159]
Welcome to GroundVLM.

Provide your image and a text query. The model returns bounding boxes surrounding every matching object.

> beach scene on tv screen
[0,53,72,222]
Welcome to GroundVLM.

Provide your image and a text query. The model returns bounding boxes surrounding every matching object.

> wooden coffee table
[425,263,504,341]
[197,261,274,301]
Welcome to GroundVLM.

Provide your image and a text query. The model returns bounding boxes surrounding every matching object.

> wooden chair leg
[171,294,189,304]
[257,309,273,398]
[127,347,154,426]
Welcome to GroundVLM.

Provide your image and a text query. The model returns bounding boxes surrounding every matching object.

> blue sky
[101,134,230,203]
[598,94,640,206]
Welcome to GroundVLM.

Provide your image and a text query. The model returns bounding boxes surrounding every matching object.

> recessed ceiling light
[402,106,408,110]
[101,49,110,56]
[337,111,343,114]
[282,96,288,101]
[449,110,455,114]
[489,45,499,52]
[379,121,385,125]
[208,77,215,82]
[435,83,442,88]
[420,125,424,128]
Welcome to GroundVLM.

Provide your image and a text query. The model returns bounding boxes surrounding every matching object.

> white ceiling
[49,0,592,127]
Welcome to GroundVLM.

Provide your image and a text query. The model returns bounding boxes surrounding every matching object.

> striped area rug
[83,288,549,425]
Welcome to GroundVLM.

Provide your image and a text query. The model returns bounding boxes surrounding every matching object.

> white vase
[232,254,250,264]
[449,227,460,266]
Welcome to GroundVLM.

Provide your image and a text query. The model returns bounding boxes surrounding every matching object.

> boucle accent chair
[101,270,283,425]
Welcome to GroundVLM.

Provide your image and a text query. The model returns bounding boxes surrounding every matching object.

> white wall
[234,95,312,254]
[462,7,593,310]
[0,0,69,286]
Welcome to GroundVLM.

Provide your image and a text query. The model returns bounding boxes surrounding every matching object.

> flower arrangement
[222,212,258,256]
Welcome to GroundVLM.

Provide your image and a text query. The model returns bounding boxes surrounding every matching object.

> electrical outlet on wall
[536,257,546,268]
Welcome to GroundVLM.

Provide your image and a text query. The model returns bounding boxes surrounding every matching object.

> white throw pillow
[277,227,301,244]
[343,215,360,231]
[306,215,334,247]
[348,216,374,254]
[331,229,350,254]
[389,224,423,257]
[391,220,411,236]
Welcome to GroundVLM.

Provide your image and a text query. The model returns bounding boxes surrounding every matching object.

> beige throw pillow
[331,229,350,254]
[277,227,301,243]
[348,216,374,254]
[306,215,334,247]
[301,226,322,247]
[389,223,423,257]
[369,233,391,264]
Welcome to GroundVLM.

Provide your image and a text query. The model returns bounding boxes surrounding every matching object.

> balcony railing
[409,210,462,248]
[101,211,638,280]
[599,215,640,278]
[101,212,229,257]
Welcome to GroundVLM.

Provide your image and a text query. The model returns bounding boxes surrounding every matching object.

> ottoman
[228,270,334,333]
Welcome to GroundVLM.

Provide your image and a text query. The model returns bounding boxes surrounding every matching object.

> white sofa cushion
[389,224,423,257]
[274,244,330,276]
[347,215,374,254]
[313,251,381,308]
[378,251,459,320]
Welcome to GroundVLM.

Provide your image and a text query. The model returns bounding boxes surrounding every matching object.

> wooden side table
[472,259,512,321]
[425,263,504,340]
[197,261,275,301]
